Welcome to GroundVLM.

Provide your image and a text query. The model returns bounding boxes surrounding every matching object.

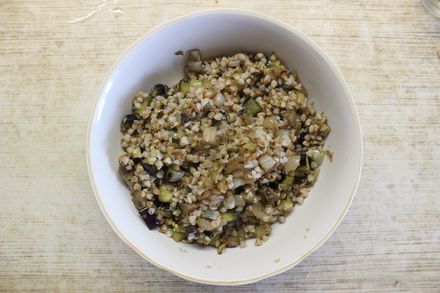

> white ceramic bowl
[87,9,362,285]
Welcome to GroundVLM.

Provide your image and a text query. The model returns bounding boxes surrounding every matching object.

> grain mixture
[119,50,331,253]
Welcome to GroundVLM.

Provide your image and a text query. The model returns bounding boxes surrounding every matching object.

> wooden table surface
[1,0,439,292]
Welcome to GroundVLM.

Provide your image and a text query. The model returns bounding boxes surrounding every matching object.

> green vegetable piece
[306,149,325,165]
[209,236,220,247]
[243,142,257,152]
[296,156,310,173]
[279,176,294,191]
[217,243,227,254]
[268,60,281,68]
[179,80,190,96]
[171,231,185,242]
[244,98,261,116]
[221,212,237,223]
[190,79,202,89]
[134,96,153,116]
[255,224,271,239]
[279,198,294,211]
[255,226,264,238]
[158,185,173,203]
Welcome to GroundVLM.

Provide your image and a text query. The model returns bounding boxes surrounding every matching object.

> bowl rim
[86,8,363,286]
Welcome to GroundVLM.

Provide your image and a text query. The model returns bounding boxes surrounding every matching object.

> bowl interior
[88,11,362,284]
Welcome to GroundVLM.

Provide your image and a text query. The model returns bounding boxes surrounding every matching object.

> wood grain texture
[0,0,439,292]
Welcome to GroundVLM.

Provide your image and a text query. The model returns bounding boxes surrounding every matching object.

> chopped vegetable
[166,169,185,182]
[141,162,157,176]
[252,203,268,221]
[234,194,246,207]
[151,84,168,97]
[203,127,217,144]
[306,149,325,165]
[255,224,271,239]
[121,114,139,132]
[279,176,294,191]
[197,218,215,231]
[139,208,158,230]
[284,155,300,173]
[178,80,190,96]
[243,142,257,152]
[118,165,132,186]
[296,154,310,174]
[278,197,294,212]
[255,225,264,238]
[278,129,290,140]
[225,236,240,247]
[259,155,276,171]
[263,116,277,129]
[268,60,281,68]
[243,98,261,116]
[224,157,244,174]
[214,93,225,106]
[203,209,220,220]
[282,111,302,129]
[171,231,185,242]
[326,150,334,162]
[158,185,173,203]
[221,212,237,223]
[190,79,202,89]
[268,181,279,189]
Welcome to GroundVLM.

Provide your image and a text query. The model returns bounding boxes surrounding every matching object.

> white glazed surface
[87,10,362,285]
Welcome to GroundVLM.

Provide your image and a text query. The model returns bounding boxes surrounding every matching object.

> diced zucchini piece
[179,80,190,96]
[255,226,264,238]
[263,116,277,129]
[279,197,294,211]
[171,231,185,242]
[190,79,202,89]
[158,185,173,203]
[244,98,261,116]
[284,155,301,173]
[203,127,217,144]
[221,212,237,223]
[279,176,294,191]
[296,155,310,173]
[268,60,281,68]
[243,142,257,152]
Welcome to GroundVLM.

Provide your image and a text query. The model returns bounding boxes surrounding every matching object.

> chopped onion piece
[203,127,217,144]
[259,155,276,171]
[284,155,300,173]
[197,218,215,231]
[214,93,225,106]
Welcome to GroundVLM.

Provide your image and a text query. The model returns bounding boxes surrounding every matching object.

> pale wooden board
[0,0,439,292]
